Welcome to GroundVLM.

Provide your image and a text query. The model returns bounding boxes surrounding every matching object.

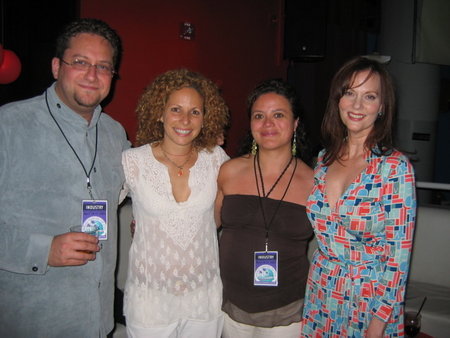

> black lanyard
[45,90,98,199]
[254,153,297,251]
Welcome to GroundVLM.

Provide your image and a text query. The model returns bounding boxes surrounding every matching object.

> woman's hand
[130,219,136,238]
[366,316,387,338]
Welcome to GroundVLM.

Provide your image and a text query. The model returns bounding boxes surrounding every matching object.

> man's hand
[48,232,100,267]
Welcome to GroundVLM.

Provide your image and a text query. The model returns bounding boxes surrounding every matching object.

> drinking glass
[404,311,421,337]
[69,225,99,253]
[69,225,99,236]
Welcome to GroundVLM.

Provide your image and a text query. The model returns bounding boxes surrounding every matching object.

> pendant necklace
[161,146,193,176]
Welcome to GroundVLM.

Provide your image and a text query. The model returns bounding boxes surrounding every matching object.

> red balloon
[0,49,22,84]
[0,44,3,66]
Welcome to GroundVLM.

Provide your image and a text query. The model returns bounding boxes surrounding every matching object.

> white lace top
[121,144,229,327]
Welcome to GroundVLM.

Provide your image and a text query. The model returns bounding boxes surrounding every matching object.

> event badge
[82,200,108,240]
[254,251,278,286]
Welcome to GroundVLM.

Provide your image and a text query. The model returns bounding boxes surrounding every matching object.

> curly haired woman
[121,69,230,337]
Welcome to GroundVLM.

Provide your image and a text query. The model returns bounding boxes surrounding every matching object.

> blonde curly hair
[135,69,230,150]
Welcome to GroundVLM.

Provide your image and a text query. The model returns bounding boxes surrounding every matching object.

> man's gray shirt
[0,83,129,337]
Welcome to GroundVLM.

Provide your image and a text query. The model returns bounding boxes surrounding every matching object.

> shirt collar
[46,82,102,129]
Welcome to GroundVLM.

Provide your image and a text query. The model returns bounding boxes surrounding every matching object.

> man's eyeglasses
[61,59,116,76]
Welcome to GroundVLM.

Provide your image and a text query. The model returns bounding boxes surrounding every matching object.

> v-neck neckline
[320,152,375,212]
[148,143,201,204]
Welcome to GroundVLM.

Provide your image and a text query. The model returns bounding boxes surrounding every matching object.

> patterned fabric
[302,149,416,337]
[121,144,229,327]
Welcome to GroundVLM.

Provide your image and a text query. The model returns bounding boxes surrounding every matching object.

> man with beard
[0,18,129,337]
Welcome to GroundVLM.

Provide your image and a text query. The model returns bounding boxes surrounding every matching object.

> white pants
[222,313,302,338]
[126,314,224,338]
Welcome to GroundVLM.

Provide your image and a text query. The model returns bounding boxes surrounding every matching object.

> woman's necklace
[161,146,193,177]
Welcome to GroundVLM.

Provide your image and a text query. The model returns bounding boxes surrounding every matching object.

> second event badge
[254,251,278,286]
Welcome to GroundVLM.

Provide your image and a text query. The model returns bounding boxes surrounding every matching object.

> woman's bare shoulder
[296,159,314,176]
[294,160,314,188]
[220,154,252,175]
[218,155,254,193]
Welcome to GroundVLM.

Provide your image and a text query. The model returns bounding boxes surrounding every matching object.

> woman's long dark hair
[238,79,312,165]
[322,56,396,165]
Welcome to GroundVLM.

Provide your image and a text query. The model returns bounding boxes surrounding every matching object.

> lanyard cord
[45,90,98,199]
[258,154,293,198]
[254,153,297,251]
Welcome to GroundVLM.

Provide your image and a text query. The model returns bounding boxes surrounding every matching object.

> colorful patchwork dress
[302,149,416,337]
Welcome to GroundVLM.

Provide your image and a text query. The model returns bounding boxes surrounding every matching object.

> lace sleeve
[119,151,130,203]
[212,146,230,170]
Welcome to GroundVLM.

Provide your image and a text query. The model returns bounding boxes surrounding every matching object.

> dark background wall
[0,0,79,103]
[1,0,289,156]
[1,0,448,164]
[0,0,377,157]
[284,0,381,154]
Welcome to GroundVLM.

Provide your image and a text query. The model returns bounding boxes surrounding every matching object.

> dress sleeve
[213,146,230,168]
[371,155,417,321]
[119,150,132,203]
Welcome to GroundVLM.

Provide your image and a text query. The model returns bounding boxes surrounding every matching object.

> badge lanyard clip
[87,177,94,200]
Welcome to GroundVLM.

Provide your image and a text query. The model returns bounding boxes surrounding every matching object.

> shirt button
[32,266,38,272]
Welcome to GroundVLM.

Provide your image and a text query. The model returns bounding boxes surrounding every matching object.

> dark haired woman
[301,57,416,337]
[215,79,314,337]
